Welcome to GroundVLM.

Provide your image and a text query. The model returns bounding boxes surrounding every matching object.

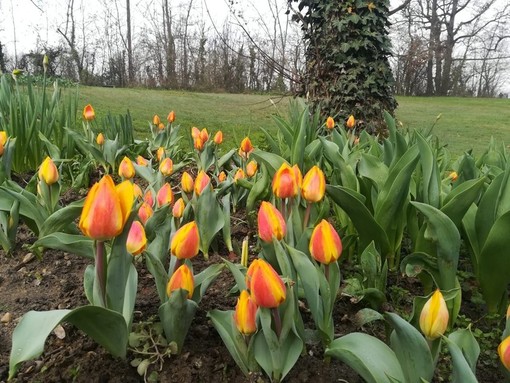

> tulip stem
[303,203,312,230]
[173,258,183,275]
[272,308,282,339]
[96,240,107,307]
[324,263,330,283]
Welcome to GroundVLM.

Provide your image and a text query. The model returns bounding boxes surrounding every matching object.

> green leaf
[448,328,480,373]
[325,332,405,383]
[441,177,485,229]
[386,312,434,383]
[196,185,224,256]
[246,164,269,213]
[223,258,247,292]
[192,263,224,304]
[250,150,287,175]
[358,153,389,191]
[40,200,83,237]
[443,336,479,383]
[32,233,94,259]
[9,306,128,379]
[145,250,169,303]
[416,133,440,208]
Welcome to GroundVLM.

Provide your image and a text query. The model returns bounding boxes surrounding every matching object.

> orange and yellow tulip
[79,175,134,240]
[181,171,194,193]
[213,131,223,145]
[170,221,200,259]
[172,198,185,218]
[191,126,200,140]
[156,147,165,162]
[449,171,458,182]
[158,123,165,131]
[153,114,161,126]
[126,221,147,255]
[194,137,204,151]
[419,289,449,340]
[309,220,342,264]
[246,259,286,308]
[200,128,209,143]
[159,157,173,176]
[258,201,286,243]
[194,171,211,196]
[302,166,326,203]
[218,171,227,183]
[239,137,254,159]
[234,290,258,335]
[96,133,105,146]
[346,115,355,129]
[234,168,245,183]
[118,156,135,180]
[166,264,194,299]
[499,335,510,371]
[83,104,95,121]
[157,183,174,207]
[138,201,154,225]
[144,189,154,207]
[38,157,59,185]
[292,165,303,189]
[167,111,176,123]
[0,131,7,146]
[133,183,143,200]
[272,163,299,199]
[325,116,335,130]
[135,155,148,166]
[246,161,258,178]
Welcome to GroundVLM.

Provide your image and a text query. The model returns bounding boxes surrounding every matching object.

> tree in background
[0,42,6,73]
[289,0,397,134]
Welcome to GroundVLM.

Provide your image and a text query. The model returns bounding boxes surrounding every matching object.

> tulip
[172,198,185,218]
[144,189,154,207]
[419,289,449,340]
[181,171,194,193]
[153,114,161,126]
[234,168,245,183]
[309,220,342,264]
[353,136,360,145]
[96,133,105,146]
[133,184,143,200]
[83,104,95,121]
[79,175,134,240]
[156,147,165,162]
[166,264,194,299]
[157,183,174,207]
[191,126,200,139]
[246,161,258,178]
[292,164,303,189]
[158,123,165,131]
[159,157,173,176]
[167,111,176,123]
[38,157,59,185]
[258,201,286,242]
[272,162,299,199]
[325,116,335,130]
[194,137,204,151]
[126,221,147,255]
[0,142,3,157]
[138,202,154,225]
[246,259,286,308]
[170,221,200,259]
[118,156,135,180]
[200,128,209,143]
[136,155,148,166]
[239,137,254,159]
[0,131,8,146]
[302,166,326,203]
[234,290,258,335]
[218,171,227,183]
[213,131,223,145]
[194,170,211,196]
[346,115,355,129]
[43,54,49,73]
[449,171,458,182]
[498,335,510,371]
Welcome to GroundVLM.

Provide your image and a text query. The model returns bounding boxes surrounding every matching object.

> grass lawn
[79,86,510,158]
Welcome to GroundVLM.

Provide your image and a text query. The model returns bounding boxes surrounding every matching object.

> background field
[79,86,510,157]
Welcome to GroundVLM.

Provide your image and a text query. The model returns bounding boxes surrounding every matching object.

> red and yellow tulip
[213,131,223,145]
[419,289,449,340]
[136,155,148,166]
[218,171,227,183]
[499,335,510,371]
[166,264,194,299]
[126,221,147,255]
[194,137,204,151]
[302,166,326,203]
[325,116,335,130]
[200,128,209,143]
[239,137,254,159]
[144,189,154,207]
[246,259,286,308]
[118,156,135,180]
[191,126,200,140]
[172,197,185,218]
[157,183,174,207]
[181,171,194,193]
[153,114,161,126]
[309,220,342,264]
[83,104,95,121]
[38,157,59,185]
[234,168,245,183]
[272,162,299,199]
[79,175,134,240]
[167,110,176,123]
[258,201,286,243]
[233,290,258,335]
[170,221,200,259]
[159,158,173,176]
[346,115,355,129]
[194,170,211,196]
[156,147,165,162]
[0,131,7,146]
[96,132,105,146]
[138,201,154,225]
[246,161,258,178]
[133,183,143,200]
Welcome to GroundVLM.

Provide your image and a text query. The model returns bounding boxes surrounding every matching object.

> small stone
[22,253,35,264]
[17,267,26,274]
[53,324,66,339]
[1,312,12,323]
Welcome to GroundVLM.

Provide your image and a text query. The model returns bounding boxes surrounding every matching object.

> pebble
[1,312,12,323]
[22,252,35,264]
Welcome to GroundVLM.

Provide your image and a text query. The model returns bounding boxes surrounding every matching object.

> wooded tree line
[0,0,509,98]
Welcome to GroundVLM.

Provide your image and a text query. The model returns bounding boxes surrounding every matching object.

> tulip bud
[156,147,165,162]
[272,162,299,199]
[292,164,303,189]
[346,115,355,129]
[170,221,200,259]
[246,161,258,178]
[498,335,510,371]
[191,126,200,139]
[309,220,342,264]
[419,289,449,340]
[167,111,176,123]
[126,221,147,255]
[166,264,194,299]
[234,168,245,183]
[194,171,211,196]
[133,183,143,200]
[118,156,135,180]
[157,183,174,207]
[449,171,458,182]
[172,198,185,218]
[258,201,286,242]
[0,142,3,157]
[136,155,148,166]
[138,202,154,225]
[153,114,161,126]
[144,189,154,207]
[181,171,194,193]
[79,175,134,240]
[246,259,286,308]
[200,128,209,143]
[302,166,326,203]
[0,131,7,146]
[159,157,173,176]
[234,290,258,335]
[83,104,95,121]
[158,123,165,131]
[96,133,105,146]
[194,137,204,151]
[43,54,49,73]
[325,116,335,130]
[38,157,59,185]
[218,171,227,183]
[239,137,254,159]
[213,131,223,145]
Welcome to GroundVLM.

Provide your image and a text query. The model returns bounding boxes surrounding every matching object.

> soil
[0,197,506,382]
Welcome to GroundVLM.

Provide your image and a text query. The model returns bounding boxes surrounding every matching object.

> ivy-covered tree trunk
[292,0,397,134]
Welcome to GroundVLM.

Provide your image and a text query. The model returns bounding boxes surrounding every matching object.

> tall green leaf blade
[443,337,479,383]
[196,185,224,256]
[416,133,440,208]
[441,177,485,229]
[32,233,94,259]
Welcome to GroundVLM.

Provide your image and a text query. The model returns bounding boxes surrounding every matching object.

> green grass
[78,86,510,158]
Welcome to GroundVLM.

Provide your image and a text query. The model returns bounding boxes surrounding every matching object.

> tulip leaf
[192,263,224,304]
[290,106,309,169]
[9,306,128,379]
[358,153,389,191]
[443,336,479,383]
[441,177,485,229]
[196,185,224,257]
[461,204,479,271]
[223,258,247,292]
[325,332,405,383]
[145,250,169,303]
[320,138,359,190]
[448,328,480,373]
[246,164,269,213]
[122,264,138,329]
[250,150,287,175]
[478,210,510,313]
[217,149,236,169]
[40,200,84,236]
[416,132,440,209]
[386,312,434,383]
[32,233,94,259]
